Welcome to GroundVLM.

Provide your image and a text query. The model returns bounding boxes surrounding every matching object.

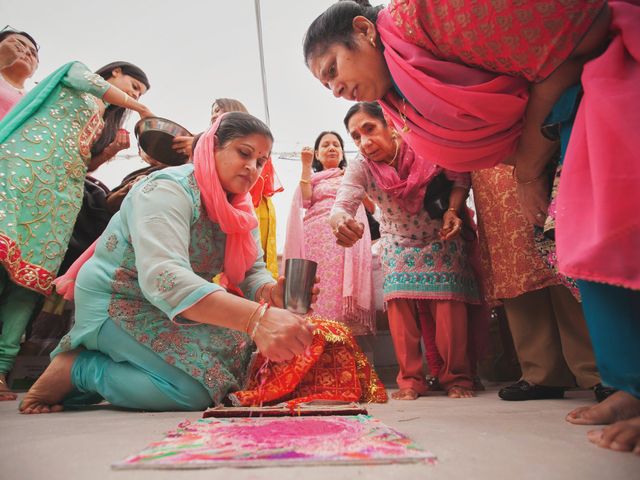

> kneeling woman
[20,113,316,413]
[331,102,481,399]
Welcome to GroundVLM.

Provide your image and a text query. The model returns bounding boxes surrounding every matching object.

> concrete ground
[1,385,637,480]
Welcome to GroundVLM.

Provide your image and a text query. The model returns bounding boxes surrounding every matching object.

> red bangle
[268,284,277,305]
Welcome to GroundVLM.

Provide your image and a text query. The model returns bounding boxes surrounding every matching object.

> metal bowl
[134,117,192,166]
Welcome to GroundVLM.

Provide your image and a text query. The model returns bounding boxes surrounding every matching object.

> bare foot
[587,416,640,455]
[392,389,419,400]
[0,373,17,401]
[566,391,640,425]
[448,386,475,398]
[19,350,79,414]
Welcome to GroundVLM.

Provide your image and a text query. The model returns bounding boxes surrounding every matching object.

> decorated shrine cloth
[113,415,436,469]
[230,318,388,408]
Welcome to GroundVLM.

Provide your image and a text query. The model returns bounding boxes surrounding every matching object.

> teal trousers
[67,319,211,411]
[578,281,640,399]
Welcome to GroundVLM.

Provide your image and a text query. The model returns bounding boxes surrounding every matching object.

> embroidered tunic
[54,165,274,404]
[333,154,480,305]
[0,62,110,294]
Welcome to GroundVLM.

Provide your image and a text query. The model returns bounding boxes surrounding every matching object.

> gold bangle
[250,303,270,340]
[299,179,310,185]
[122,91,130,107]
[512,168,546,185]
[447,207,458,213]
[244,302,264,334]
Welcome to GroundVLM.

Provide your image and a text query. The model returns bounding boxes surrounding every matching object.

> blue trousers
[577,280,640,398]
[67,319,211,411]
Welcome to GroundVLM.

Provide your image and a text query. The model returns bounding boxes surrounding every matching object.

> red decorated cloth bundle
[230,319,387,409]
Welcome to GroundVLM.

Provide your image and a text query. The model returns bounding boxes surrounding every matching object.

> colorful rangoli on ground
[113,415,435,469]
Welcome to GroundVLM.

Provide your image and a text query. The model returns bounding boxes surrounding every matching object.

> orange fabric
[387,299,427,393]
[388,298,473,392]
[471,165,558,304]
[388,0,606,83]
[231,319,387,408]
[249,158,283,208]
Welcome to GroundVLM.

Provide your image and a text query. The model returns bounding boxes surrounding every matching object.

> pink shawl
[193,115,258,287]
[556,0,640,289]
[282,168,374,326]
[0,75,23,120]
[55,114,258,299]
[366,140,439,214]
[376,8,530,172]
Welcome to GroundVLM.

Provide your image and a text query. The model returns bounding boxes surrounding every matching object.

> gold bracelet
[447,207,458,214]
[299,179,310,185]
[244,301,264,334]
[122,91,130,107]
[512,168,546,185]
[250,303,270,340]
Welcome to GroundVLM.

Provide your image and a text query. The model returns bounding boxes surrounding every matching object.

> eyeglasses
[0,25,40,58]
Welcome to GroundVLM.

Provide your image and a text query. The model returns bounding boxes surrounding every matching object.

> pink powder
[225,418,355,443]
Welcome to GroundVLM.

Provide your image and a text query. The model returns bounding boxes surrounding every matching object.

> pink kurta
[283,168,375,335]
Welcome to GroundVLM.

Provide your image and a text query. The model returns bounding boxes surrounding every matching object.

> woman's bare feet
[392,388,420,400]
[18,350,80,414]
[566,391,640,425]
[587,416,640,454]
[447,386,475,398]
[0,373,17,401]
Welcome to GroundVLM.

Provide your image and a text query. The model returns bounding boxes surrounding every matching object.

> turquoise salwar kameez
[0,62,110,374]
[55,165,274,410]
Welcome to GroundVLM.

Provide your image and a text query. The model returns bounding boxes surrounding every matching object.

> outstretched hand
[329,211,364,247]
[253,308,315,363]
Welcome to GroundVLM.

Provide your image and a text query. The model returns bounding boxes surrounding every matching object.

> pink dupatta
[366,141,439,214]
[556,0,640,289]
[282,168,374,328]
[55,114,258,299]
[376,8,529,172]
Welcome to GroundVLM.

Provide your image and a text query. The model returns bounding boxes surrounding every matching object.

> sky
[2,0,389,252]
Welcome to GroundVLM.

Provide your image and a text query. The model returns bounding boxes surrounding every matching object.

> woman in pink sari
[303,0,640,453]
[284,131,375,335]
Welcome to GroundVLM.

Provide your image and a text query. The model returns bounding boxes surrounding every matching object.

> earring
[369,37,376,48]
